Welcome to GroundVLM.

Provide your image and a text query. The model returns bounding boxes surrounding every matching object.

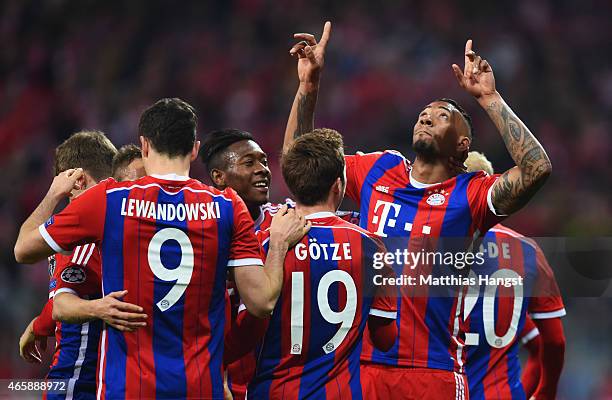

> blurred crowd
[0,0,610,398]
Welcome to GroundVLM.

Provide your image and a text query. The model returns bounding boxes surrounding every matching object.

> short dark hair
[281,128,345,206]
[200,129,254,172]
[437,98,474,138]
[112,144,142,178]
[54,130,117,182]
[138,98,198,157]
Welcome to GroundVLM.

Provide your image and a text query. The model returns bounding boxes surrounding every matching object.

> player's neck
[411,156,454,184]
[143,154,191,178]
[247,203,262,222]
[295,202,336,218]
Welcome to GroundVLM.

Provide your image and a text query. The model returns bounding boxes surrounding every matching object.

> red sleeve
[224,231,269,365]
[226,189,264,268]
[466,172,507,233]
[54,246,101,298]
[367,315,397,352]
[529,245,566,319]
[344,152,385,203]
[521,315,542,397]
[40,180,109,254]
[224,310,269,365]
[533,317,566,400]
[32,299,55,337]
[370,277,397,319]
[521,332,542,398]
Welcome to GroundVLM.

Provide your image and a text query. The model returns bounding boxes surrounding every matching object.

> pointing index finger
[464,39,473,64]
[319,21,332,48]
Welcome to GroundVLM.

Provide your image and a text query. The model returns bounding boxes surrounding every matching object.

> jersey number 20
[463,269,523,348]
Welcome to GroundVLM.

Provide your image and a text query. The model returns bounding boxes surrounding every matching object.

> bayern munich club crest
[426,189,450,206]
[61,266,86,284]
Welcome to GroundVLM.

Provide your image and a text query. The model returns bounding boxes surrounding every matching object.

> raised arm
[452,40,552,215]
[14,168,84,263]
[283,21,331,154]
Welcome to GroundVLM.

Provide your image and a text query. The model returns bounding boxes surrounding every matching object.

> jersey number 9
[148,227,195,312]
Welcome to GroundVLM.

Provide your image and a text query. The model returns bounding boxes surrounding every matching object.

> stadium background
[0,0,610,398]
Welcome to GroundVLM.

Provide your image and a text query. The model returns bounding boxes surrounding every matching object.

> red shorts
[360,363,469,400]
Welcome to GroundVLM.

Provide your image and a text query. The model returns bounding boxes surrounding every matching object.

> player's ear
[75,175,86,191]
[332,177,345,209]
[457,136,470,161]
[190,141,201,162]
[333,177,342,193]
[210,169,225,188]
[140,136,149,158]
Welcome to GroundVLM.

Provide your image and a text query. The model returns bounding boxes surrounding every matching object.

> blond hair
[465,151,494,175]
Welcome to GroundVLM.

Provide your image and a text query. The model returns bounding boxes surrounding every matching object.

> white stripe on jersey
[530,308,566,319]
[54,288,78,297]
[106,183,231,200]
[82,244,96,265]
[369,308,397,319]
[66,321,90,400]
[71,246,82,263]
[76,244,90,265]
[521,327,540,344]
[39,224,69,255]
[96,328,106,400]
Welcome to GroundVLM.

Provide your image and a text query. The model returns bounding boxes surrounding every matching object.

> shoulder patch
[44,216,54,228]
[48,255,56,277]
[61,266,86,284]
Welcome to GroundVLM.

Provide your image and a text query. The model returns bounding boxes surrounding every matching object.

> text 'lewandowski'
[120,198,221,221]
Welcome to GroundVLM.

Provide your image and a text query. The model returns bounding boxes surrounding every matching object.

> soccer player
[200,128,360,399]
[200,128,275,231]
[284,23,552,399]
[14,98,310,399]
[18,131,120,399]
[112,144,146,182]
[464,151,566,400]
[248,129,397,399]
[201,128,360,233]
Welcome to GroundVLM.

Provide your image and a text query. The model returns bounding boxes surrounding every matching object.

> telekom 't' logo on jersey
[371,200,432,237]
[371,200,401,237]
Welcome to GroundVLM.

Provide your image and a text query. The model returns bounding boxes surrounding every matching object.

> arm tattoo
[292,92,316,139]
[486,100,552,214]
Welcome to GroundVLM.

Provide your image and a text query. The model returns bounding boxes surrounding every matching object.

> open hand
[92,290,147,332]
[48,168,85,200]
[269,205,311,248]
[452,39,496,99]
[289,21,332,84]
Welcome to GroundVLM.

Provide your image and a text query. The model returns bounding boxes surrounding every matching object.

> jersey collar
[304,211,336,219]
[254,205,265,227]
[409,168,438,189]
[150,173,190,181]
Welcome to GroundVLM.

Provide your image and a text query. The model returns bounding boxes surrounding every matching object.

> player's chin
[412,139,438,156]
[248,188,270,204]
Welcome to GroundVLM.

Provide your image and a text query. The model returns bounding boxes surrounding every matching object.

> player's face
[223,140,271,207]
[412,101,469,159]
